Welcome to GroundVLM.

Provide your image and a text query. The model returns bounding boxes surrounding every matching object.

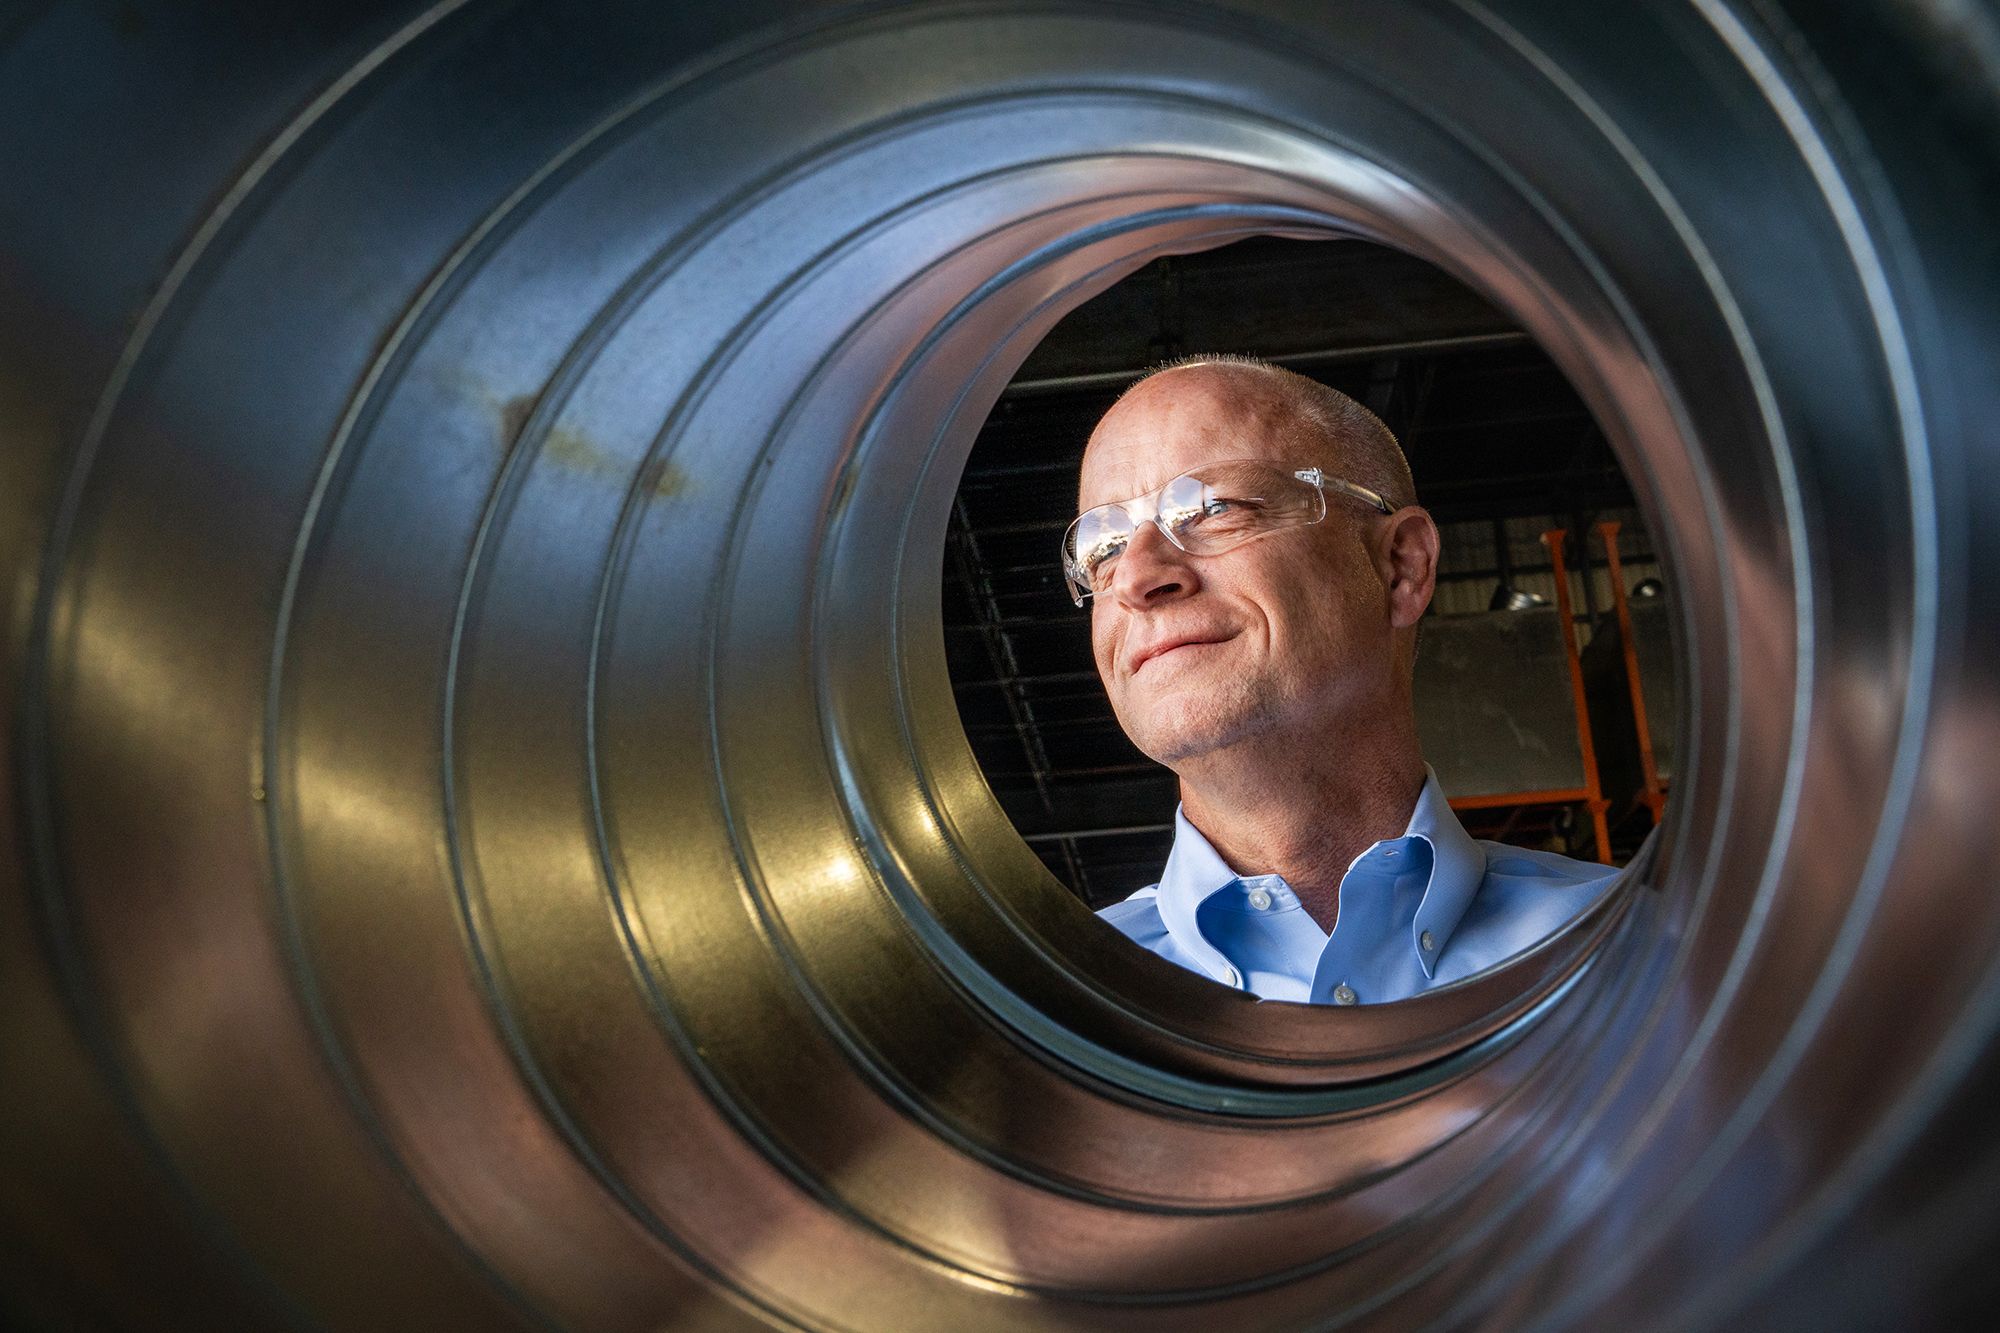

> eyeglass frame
[1059,459,1397,607]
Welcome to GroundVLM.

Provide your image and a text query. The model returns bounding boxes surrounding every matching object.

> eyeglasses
[1060,459,1393,606]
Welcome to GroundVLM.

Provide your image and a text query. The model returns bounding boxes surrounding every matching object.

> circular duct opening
[940,232,1670,974]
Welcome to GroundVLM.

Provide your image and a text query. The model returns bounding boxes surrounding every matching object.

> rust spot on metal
[651,463,687,499]
[500,392,534,445]
[544,427,619,478]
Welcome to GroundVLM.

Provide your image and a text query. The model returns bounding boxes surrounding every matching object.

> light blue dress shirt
[1097,770,1622,1004]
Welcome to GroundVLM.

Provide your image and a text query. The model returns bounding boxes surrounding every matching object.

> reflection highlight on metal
[2,1,1996,1327]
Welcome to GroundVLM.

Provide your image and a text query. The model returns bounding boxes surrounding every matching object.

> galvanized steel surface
[2,1,1996,1328]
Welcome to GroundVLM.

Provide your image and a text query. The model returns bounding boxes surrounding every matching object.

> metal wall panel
[1415,608,1588,800]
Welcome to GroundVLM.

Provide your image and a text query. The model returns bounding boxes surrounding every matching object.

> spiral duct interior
[3,2,1998,1328]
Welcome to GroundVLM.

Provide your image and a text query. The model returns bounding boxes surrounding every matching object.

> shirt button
[1247,887,1273,911]
[1333,983,1358,1005]
[1420,930,1436,953]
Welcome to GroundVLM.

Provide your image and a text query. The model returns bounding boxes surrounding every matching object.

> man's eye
[1170,500,1226,527]
[1190,496,1258,523]
[1086,536,1127,577]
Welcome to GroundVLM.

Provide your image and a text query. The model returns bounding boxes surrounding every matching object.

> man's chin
[1125,700,1268,767]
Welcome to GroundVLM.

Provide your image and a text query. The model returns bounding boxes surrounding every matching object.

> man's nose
[1106,520,1199,609]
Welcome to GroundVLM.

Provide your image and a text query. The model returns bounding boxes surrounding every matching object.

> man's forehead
[1078,367,1298,507]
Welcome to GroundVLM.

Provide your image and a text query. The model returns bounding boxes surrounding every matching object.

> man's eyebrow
[1079,473,1158,510]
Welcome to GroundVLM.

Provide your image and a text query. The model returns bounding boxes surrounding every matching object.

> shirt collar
[1400,766,1485,979]
[1152,767,1488,984]
[1154,804,1246,987]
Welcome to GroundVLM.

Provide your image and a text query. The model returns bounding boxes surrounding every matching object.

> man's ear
[1378,507,1439,629]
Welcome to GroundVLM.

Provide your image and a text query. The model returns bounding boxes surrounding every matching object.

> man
[1068,355,1620,1005]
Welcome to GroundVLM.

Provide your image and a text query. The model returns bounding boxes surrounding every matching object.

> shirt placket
[1315,837,1448,1004]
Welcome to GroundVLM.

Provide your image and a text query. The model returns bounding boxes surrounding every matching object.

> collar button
[1332,983,1358,1006]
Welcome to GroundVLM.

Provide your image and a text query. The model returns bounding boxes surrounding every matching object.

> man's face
[1078,368,1401,768]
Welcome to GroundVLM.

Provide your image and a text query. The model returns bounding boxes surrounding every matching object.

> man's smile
[1128,630,1236,676]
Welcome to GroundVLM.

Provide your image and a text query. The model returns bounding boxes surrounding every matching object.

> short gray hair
[1123,353,1417,510]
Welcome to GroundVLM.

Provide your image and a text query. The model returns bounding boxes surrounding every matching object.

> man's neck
[1176,725,1426,931]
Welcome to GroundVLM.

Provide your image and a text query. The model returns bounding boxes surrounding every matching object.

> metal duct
[3,2,1996,1327]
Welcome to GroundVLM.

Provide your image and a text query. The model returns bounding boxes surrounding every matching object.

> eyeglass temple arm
[1296,469,1396,515]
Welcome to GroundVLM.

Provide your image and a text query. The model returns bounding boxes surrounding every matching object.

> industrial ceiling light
[1490,583,1553,612]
